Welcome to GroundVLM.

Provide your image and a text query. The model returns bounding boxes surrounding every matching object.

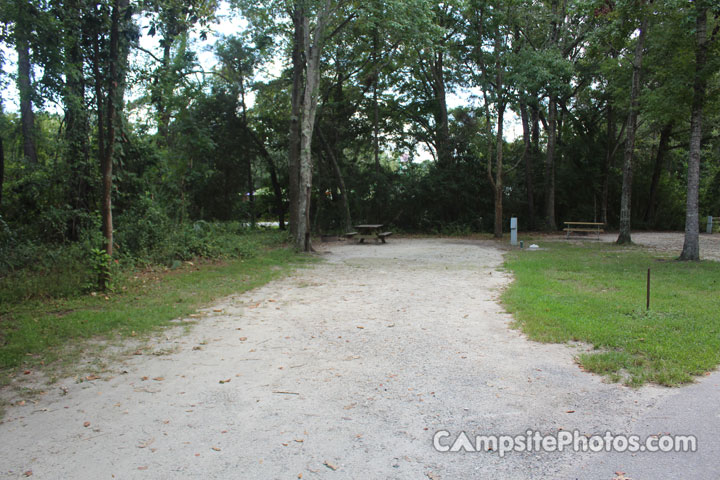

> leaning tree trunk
[680,4,708,261]
[318,128,352,232]
[544,95,558,231]
[617,15,647,245]
[247,128,285,230]
[644,121,673,223]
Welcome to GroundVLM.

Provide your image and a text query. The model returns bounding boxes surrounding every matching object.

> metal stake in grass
[646,268,651,310]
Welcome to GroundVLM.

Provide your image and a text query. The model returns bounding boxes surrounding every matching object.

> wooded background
[0,0,718,267]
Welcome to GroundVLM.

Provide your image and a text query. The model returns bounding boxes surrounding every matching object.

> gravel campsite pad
[597,232,720,261]
[2,238,716,479]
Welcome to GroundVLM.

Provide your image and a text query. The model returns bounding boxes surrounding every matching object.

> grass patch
[0,230,312,374]
[503,241,720,386]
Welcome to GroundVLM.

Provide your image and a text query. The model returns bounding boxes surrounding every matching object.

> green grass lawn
[0,232,311,374]
[503,240,720,386]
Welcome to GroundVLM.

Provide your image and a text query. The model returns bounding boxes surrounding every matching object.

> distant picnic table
[563,221,604,240]
[345,224,393,243]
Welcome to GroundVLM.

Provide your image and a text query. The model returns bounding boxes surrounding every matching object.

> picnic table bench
[564,221,604,240]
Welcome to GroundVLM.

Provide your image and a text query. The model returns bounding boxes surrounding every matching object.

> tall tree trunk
[601,104,615,226]
[617,15,647,245]
[288,4,305,239]
[64,0,91,240]
[643,121,673,223]
[295,0,332,251]
[680,4,708,261]
[492,102,505,238]
[99,0,130,261]
[17,31,37,164]
[432,51,451,166]
[544,95,557,230]
[0,134,4,209]
[247,160,255,227]
[520,100,534,230]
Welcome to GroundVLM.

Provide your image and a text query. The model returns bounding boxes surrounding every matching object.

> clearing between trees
[3,238,718,479]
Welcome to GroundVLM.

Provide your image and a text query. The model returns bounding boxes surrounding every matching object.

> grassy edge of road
[502,240,720,387]
[0,234,313,412]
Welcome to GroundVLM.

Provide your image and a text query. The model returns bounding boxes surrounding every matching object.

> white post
[708,216,713,234]
[510,217,518,246]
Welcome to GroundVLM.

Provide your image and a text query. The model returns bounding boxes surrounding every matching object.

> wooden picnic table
[352,224,393,243]
[564,221,604,239]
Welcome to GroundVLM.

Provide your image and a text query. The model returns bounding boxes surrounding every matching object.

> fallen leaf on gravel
[133,351,143,355]
[141,376,149,381]
[153,377,164,381]
[566,410,575,413]
[85,374,100,381]
[426,473,440,480]
[23,370,31,375]
[356,326,364,329]
[221,430,228,434]
[23,471,32,477]
[294,439,304,443]
[192,346,202,350]
[219,379,231,384]
[211,447,221,451]
[323,461,338,471]
[282,443,288,446]
[137,466,148,471]
[17,400,26,406]
[83,421,91,427]
[213,309,223,312]
[297,474,302,479]
[239,337,248,341]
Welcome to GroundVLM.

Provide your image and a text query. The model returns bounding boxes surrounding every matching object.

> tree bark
[544,95,557,231]
[492,102,505,238]
[0,134,4,210]
[617,15,647,245]
[16,28,37,164]
[643,121,673,223]
[98,0,130,261]
[601,104,615,226]
[431,51,451,166]
[520,100,534,230]
[288,4,305,239]
[247,159,255,227]
[294,0,333,251]
[64,0,91,239]
[680,4,708,261]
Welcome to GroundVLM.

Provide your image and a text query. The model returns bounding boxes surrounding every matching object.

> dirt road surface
[1,238,714,479]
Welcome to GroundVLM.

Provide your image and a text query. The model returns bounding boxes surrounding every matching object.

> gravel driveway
[1,238,714,479]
